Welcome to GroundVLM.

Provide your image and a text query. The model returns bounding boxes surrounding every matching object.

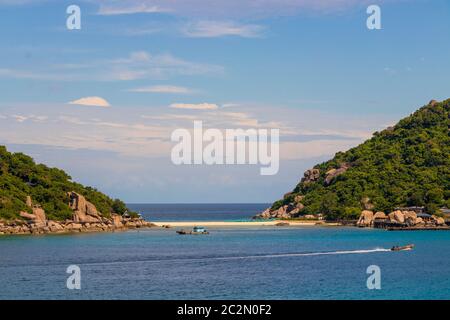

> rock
[32,207,46,223]
[404,211,418,225]
[388,210,405,224]
[429,99,438,107]
[373,212,387,220]
[20,206,47,225]
[125,221,137,228]
[20,211,36,221]
[361,197,375,211]
[302,168,320,184]
[404,211,417,220]
[304,214,316,220]
[325,164,349,185]
[68,191,102,223]
[26,196,32,208]
[111,214,124,228]
[274,205,290,219]
[294,195,304,203]
[433,216,446,226]
[47,221,64,232]
[66,223,82,231]
[394,211,405,223]
[357,210,374,227]
[259,208,271,219]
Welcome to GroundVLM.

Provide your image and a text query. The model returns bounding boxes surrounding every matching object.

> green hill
[0,146,133,221]
[268,99,450,220]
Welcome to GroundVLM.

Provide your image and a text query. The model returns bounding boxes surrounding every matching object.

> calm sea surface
[0,204,449,300]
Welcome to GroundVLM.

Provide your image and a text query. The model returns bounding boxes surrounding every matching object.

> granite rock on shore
[0,192,154,236]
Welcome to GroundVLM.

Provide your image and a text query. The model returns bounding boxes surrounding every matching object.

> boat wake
[210,248,391,261]
[70,248,391,267]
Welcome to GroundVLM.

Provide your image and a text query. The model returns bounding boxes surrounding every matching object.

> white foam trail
[209,248,391,261]
[75,248,391,267]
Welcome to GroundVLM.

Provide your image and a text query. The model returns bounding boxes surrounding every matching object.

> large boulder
[432,216,446,226]
[404,211,418,225]
[302,168,320,184]
[373,212,387,220]
[47,221,64,232]
[325,163,349,185]
[112,214,124,228]
[389,210,405,224]
[19,206,47,227]
[357,210,374,227]
[273,205,290,219]
[68,192,102,223]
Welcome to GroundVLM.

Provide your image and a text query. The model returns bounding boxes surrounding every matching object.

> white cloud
[170,103,219,110]
[129,85,193,94]
[92,0,393,18]
[10,114,48,123]
[68,96,111,107]
[0,51,223,82]
[183,21,264,38]
[97,3,169,15]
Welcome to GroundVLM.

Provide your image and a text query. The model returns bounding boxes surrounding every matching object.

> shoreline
[154,220,336,227]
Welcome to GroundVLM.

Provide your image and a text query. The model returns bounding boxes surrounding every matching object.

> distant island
[0,146,153,235]
[256,99,450,229]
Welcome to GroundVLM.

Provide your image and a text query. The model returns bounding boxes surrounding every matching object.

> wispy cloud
[97,3,169,15]
[170,103,219,110]
[90,0,390,18]
[68,96,111,107]
[128,85,194,94]
[0,51,223,82]
[183,21,264,38]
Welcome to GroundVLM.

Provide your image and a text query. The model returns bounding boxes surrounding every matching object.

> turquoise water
[127,203,269,221]
[1,224,450,299]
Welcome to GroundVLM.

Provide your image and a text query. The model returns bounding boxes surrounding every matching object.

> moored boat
[176,226,209,235]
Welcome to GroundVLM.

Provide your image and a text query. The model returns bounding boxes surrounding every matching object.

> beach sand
[154,220,323,227]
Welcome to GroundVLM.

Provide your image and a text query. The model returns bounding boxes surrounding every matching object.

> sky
[0,0,449,203]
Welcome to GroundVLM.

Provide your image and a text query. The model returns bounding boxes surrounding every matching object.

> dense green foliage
[0,146,134,220]
[272,99,450,220]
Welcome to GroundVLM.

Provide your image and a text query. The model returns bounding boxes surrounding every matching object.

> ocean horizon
[127,203,270,221]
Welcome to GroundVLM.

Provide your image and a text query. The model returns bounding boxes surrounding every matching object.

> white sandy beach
[154,221,321,227]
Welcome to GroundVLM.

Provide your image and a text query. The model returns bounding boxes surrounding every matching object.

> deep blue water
[127,203,269,221]
[1,204,450,300]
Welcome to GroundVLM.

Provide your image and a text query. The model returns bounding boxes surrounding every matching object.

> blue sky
[0,0,449,203]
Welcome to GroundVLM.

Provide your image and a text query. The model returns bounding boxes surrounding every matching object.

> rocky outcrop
[0,194,154,236]
[68,192,102,223]
[325,163,349,185]
[255,190,307,219]
[356,210,374,227]
[19,197,47,228]
[374,212,387,220]
[356,208,449,229]
[302,168,320,184]
[255,200,306,219]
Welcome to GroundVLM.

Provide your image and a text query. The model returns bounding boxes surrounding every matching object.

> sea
[0,203,449,300]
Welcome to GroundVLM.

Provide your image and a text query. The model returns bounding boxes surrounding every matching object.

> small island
[255,99,450,230]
